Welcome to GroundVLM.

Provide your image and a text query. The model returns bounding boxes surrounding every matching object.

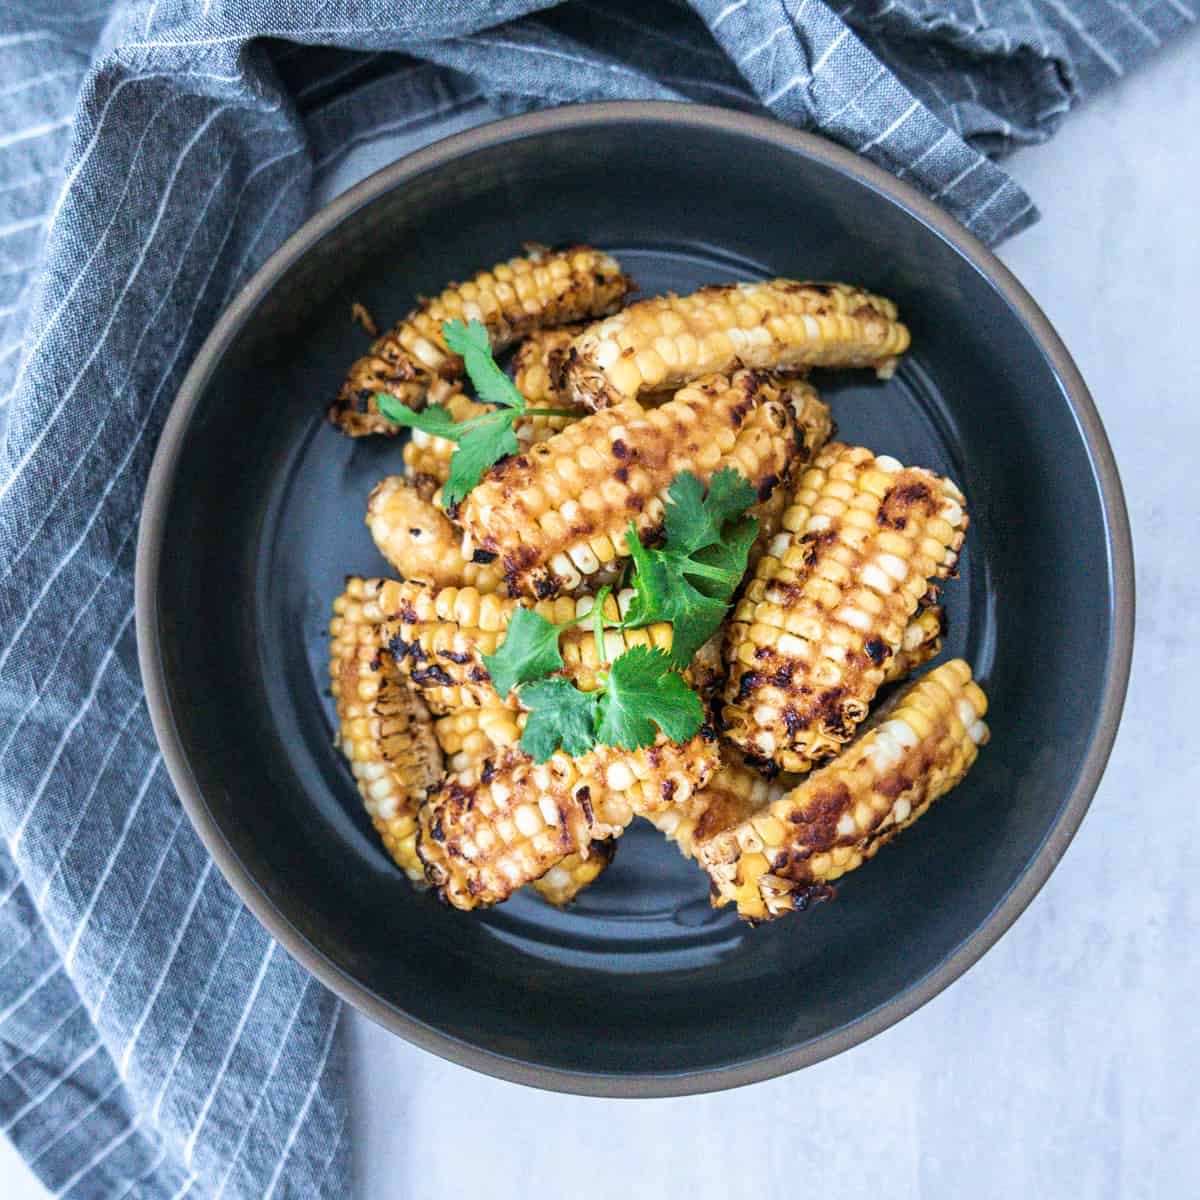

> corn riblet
[385,584,675,712]
[531,842,618,907]
[330,245,633,436]
[419,733,718,908]
[560,281,910,409]
[701,660,988,920]
[723,443,968,772]
[458,369,798,598]
[646,750,784,860]
[512,326,582,405]
[885,604,945,684]
[366,476,504,593]
[329,592,443,881]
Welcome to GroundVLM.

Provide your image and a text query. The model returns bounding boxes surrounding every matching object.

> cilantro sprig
[376,318,575,508]
[623,468,760,665]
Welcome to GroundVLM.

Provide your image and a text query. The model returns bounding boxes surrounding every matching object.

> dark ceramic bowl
[136,102,1133,1095]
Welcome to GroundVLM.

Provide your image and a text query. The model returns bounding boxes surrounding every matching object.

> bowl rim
[135,99,1135,1098]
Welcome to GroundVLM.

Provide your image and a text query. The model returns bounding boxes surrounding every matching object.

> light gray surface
[3,32,1196,1200]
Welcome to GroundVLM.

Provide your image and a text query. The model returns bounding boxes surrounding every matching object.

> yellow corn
[401,385,488,486]
[560,281,909,409]
[645,749,784,860]
[701,660,988,920]
[384,584,675,712]
[419,732,718,909]
[783,379,835,460]
[329,592,443,881]
[366,475,504,593]
[458,369,798,598]
[512,325,582,405]
[722,443,968,772]
[885,604,945,684]
[330,246,633,436]
[531,842,617,907]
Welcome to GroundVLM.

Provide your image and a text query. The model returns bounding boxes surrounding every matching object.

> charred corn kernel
[329,592,443,881]
[458,370,798,598]
[561,281,909,409]
[385,585,676,712]
[701,660,988,920]
[645,749,784,860]
[418,732,718,908]
[512,326,583,405]
[531,841,617,906]
[722,443,968,772]
[366,475,504,592]
[781,378,835,460]
[401,386,488,486]
[330,245,633,436]
[885,604,945,684]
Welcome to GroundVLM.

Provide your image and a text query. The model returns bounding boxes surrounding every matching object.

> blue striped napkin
[0,2,1189,1195]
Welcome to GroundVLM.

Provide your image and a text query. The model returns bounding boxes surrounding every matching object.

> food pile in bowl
[326,243,988,922]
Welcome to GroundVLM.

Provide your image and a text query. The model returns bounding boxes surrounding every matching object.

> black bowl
[136,102,1133,1095]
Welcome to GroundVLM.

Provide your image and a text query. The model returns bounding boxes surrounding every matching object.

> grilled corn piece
[366,476,504,592]
[784,379,835,459]
[331,246,633,436]
[419,733,718,908]
[512,325,582,405]
[886,604,945,684]
[532,841,618,907]
[560,281,909,409]
[329,594,443,881]
[701,660,988,920]
[723,443,967,772]
[385,584,674,712]
[458,369,798,598]
[646,750,784,860]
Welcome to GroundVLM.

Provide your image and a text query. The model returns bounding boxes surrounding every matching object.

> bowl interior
[148,113,1120,1089]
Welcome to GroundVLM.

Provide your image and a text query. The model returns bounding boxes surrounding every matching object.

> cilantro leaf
[443,416,519,509]
[594,646,704,750]
[481,608,565,700]
[683,514,759,599]
[443,318,525,410]
[519,677,600,762]
[663,468,758,555]
[375,397,464,439]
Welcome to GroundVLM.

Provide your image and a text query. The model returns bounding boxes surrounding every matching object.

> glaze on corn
[330,245,633,436]
[366,476,504,592]
[531,841,617,907]
[723,443,968,772]
[418,733,718,908]
[701,660,988,920]
[458,369,799,598]
[560,281,909,409]
[329,591,443,881]
[512,325,582,405]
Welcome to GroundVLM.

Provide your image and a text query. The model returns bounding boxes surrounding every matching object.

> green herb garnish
[376,318,575,508]
[622,468,760,665]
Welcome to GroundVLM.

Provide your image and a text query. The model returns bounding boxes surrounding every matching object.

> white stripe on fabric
[8,609,135,853]
[312,94,479,171]
[0,960,60,1026]
[0,215,45,239]
[0,168,59,197]
[0,115,71,151]
[1164,0,1196,18]
[56,1118,140,1198]
[0,32,53,49]
[183,940,278,1166]
[857,99,921,153]
[118,859,215,1076]
[0,515,140,762]
[149,905,245,1123]
[811,26,849,75]
[0,923,36,976]
[88,802,183,997]
[2,138,300,578]
[112,1143,172,1200]
[738,23,789,64]
[892,128,953,180]
[169,1175,197,1200]
[1106,0,1161,46]
[0,67,78,101]
[27,1075,123,1165]
[295,52,381,98]
[712,0,748,28]
[261,1012,339,1200]
[1042,0,1125,76]
[212,975,312,1198]
[466,34,650,83]
[931,156,984,198]
[35,697,143,906]
[763,68,814,106]
[43,68,241,240]
[1,1039,102,1132]
[0,103,232,505]
[0,1000,83,1093]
